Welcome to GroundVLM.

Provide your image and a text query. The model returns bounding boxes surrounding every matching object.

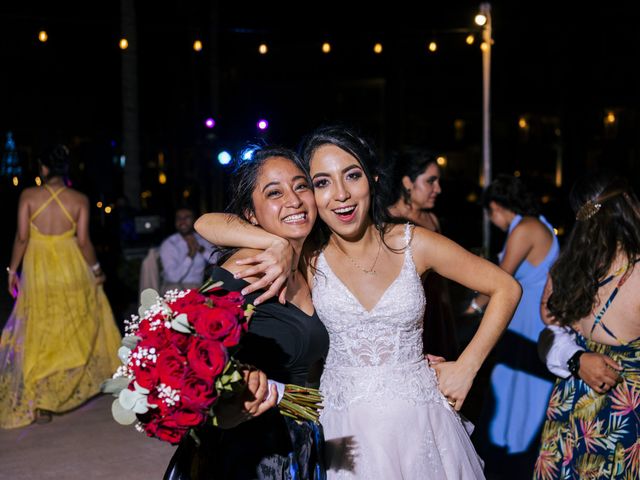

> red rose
[187,338,227,379]
[192,306,244,346]
[180,372,217,410]
[137,318,171,351]
[166,328,192,353]
[170,290,207,311]
[128,340,161,390]
[209,290,245,309]
[143,414,190,445]
[156,345,187,386]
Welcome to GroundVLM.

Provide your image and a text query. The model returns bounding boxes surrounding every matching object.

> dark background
[1,0,639,317]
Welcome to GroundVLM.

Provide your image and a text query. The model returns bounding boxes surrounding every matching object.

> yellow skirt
[0,228,121,428]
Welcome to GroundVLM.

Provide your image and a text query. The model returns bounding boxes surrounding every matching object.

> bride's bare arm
[194,213,293,304]
[411,226,522,410]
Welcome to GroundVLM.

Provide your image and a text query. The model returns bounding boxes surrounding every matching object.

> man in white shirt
[159,208,216,293]
[538,325,622,389]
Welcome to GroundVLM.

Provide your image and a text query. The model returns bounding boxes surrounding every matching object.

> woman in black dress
[164,145,329,480]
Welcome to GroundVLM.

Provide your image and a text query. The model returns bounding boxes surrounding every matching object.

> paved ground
[0,395,175,480]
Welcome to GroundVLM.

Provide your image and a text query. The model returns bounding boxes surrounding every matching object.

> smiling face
[404,163,441,209]
[309,144,372,239]
[248,156,317,244]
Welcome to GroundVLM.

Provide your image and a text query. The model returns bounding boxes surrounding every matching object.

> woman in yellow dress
[0,144,121,428]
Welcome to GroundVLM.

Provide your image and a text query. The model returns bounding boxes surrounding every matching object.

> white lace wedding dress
[312,225,485,479]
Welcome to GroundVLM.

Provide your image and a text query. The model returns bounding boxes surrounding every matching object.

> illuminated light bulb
[104,206,113,214]
[218,151,232,165]
[38,31,48,43]
[257,119,269,130]
[480,42,489,52]
[466,34,475,45]
[205,118,215,129]
[193,40,203,52]
[35,176,42,186]
[158,172,167,184]
[605,111,616,124]
[428,41,437,52]
[518,118,528,129]
[258,44,268,55]
[475,14,487,26]
[322,42,331,54]
[119,38,129,50]
[373,43,383,54]
[97,201,103,209]
[436,156,447,167]
[12,176,19,186]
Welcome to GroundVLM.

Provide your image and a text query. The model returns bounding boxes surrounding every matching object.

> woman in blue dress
[467,175,559,477]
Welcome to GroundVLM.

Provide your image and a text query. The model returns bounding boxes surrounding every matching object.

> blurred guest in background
[471,174,559,477]
[0,144,121,428]
[159,207,215,293]
[385,146,459,360]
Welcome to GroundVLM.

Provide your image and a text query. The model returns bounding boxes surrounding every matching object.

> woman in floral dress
[534,170,640,480]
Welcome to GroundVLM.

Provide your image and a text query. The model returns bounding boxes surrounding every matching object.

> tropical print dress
[534,264,640,480]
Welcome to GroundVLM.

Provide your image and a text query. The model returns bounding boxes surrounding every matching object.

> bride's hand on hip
[234,239,293,305]
[432,361,475,411]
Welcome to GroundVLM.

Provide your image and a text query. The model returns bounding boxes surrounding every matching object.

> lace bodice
[311,225,450,411]
[313,231,426,369]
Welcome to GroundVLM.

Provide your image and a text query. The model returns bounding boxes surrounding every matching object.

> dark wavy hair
[215,143,309,265]
[383,146,439,207]
[547,170,640,326]
[38,144,70,181]
[298,124,397,251]
[482,174,540,216]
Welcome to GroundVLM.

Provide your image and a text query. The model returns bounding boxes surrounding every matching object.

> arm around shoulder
[194,213,283,250]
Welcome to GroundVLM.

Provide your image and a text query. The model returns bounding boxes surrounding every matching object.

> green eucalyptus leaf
[117,346,131,363]
[139,288,162,318]
[101,377,131,395]
[199,280,224,293]
[171,313,192,333]
[133,381,150,395]
[112,398,137,425]
[121,335,141,350]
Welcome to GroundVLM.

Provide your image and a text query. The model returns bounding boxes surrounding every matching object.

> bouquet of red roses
[102,280,323,445]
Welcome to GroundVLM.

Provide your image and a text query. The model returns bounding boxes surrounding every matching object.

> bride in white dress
[195,126,521,479]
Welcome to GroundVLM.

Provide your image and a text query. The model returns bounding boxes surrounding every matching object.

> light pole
[476,3,493,256]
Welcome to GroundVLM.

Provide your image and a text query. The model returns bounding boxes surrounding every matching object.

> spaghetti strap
[403,222,414,249]
[30,185,75,226]
[589,258,640,344]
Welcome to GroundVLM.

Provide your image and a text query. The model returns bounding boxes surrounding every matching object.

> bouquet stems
[278,384,323,423]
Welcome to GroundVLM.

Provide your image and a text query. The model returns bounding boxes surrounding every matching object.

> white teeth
[283,213,305,222]
[334,206,355,214]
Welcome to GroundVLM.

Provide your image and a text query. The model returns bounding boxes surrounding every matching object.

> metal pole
[480,3,492,257]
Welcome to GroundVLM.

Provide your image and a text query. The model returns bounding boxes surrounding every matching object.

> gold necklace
[331,235,382,275]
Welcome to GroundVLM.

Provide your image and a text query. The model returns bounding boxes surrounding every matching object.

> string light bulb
[322,42,331,54]
[38,31,48,43]
[428,41,437,53]
[373,43,383,54]
[193,40,202,52]
[475,13,488,26]
[119,38,129,50]
[466,34,475,45]
[604,111,616,125]
[258,43,268,55]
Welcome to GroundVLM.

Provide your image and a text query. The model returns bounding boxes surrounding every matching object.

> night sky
[1,1,639,244]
